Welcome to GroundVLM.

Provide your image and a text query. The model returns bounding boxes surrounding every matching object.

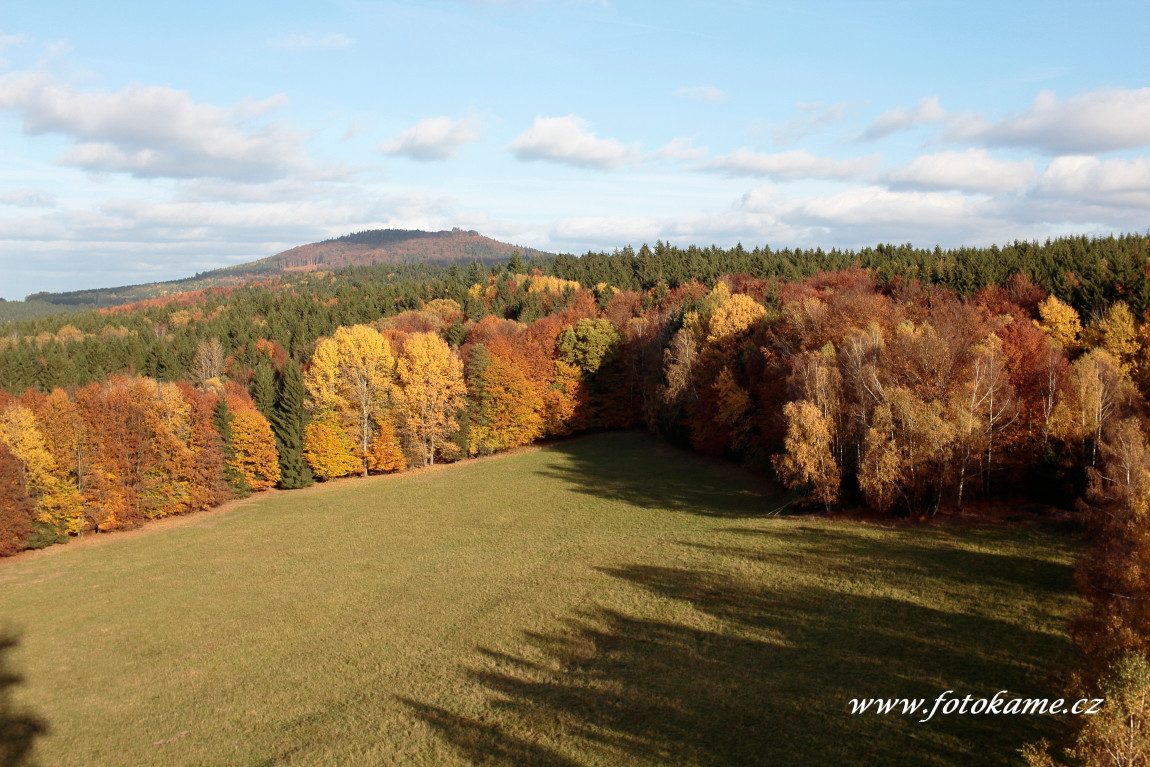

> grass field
[1,431,1079,766]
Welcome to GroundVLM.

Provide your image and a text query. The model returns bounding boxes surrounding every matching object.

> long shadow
[403,528,1076,766]
[0,634,47,767]
[534,432,780,518]
[688,524,1076,597]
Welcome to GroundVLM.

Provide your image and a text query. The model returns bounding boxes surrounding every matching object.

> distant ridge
[248,228,548,273]
[11,228,548,315]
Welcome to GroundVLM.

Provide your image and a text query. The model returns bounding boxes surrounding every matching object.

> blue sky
[1,0,1148,299]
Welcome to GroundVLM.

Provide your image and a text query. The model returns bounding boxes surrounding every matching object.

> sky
[0,0,1148,300]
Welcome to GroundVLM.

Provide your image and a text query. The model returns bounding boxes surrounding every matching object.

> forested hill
[8,228,546,317]
[253,228,550,272]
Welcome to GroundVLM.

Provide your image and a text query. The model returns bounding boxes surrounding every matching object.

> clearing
[0,431,1078,765]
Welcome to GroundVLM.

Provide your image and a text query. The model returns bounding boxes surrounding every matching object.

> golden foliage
[367,415,406,473]
[0,404,84,534]
[1036,295,1082,351]
[774,400,840,509]
[227,406,281,491]
[394,332,466,467]
[706,293,766,343]
[303,415,360,480]
[305,324,397,476]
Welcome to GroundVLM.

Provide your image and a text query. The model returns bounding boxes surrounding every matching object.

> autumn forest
[5,232,1150,761]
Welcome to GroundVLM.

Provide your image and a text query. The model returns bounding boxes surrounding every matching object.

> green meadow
[1,432,1078,765]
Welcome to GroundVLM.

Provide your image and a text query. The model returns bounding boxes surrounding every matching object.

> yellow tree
[304,324,397,477]
[366,415,406,472]
[394,332,466,467]
[32,388,91,500]
[774,400,840,510]
[303,415,361,480]
[858,404,902,513]
[0,404,84,535]
[1036,295,1082,352]
[226,399,281,491]
[1053,349,1137,465]
[1096,300,1140,376]
[706,293,766,344]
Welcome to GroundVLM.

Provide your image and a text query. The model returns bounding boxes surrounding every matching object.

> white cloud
[700,149,877,180]
[772,101,850,145]
[1036,155,1150,207]
[0,31,23,50]
[380,116,480,161]
[265,33,353,52]
[673,85,727,104]
[796,186,984,227]
[951,88,1150,154]
[862,88,1150,154]
[0,189,56,208]
[509,115,639,170]
[887,149,1035,193]
[0,70,307,181]
[859,96,946,141]
[652,137,707,162]
[735,184,785,212]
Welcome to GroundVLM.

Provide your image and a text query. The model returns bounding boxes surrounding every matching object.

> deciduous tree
[394,332,466,466]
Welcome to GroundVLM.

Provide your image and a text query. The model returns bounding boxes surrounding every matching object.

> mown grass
[0,431,1078,765]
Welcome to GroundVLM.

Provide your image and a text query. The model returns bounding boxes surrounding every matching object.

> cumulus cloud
[858,96,946,141]
[887,149,1035,193]
[772,101,850,145]
[509,115,639,170]
[265,33,353,52]
[673,85,727,104]
[0,189,56,208]
[951,88,1150,154]
[1036,155,1150,207]
[0,70,308,181]
[700,149,877,180]
[796,186,984,227]
[862,88,1150,154]
[380,116,480,161]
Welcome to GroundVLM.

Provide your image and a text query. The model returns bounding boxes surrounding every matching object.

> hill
[0,432,1075,765]
[6,228,545,317]
[251,228,548,273]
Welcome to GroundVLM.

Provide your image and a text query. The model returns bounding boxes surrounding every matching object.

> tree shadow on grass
[403,529,1076,766]
[534,432,781,518]
[690,524,1077,599]
[0,634,47,767]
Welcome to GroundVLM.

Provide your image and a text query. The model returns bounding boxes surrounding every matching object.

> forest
[3,232,1150,760]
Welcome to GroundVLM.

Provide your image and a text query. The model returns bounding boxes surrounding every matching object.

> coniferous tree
[271,360,314,489]
[250,362,276,420]
[212,397,249,496]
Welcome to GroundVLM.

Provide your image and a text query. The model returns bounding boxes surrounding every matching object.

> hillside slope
[253,228,547,272]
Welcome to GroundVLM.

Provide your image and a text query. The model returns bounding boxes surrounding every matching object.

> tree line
[5,252,1150,549]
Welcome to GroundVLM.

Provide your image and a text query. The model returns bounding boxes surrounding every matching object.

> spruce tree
[271,359,314,489]
[250,362,276,420]
[508,250,524,274]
